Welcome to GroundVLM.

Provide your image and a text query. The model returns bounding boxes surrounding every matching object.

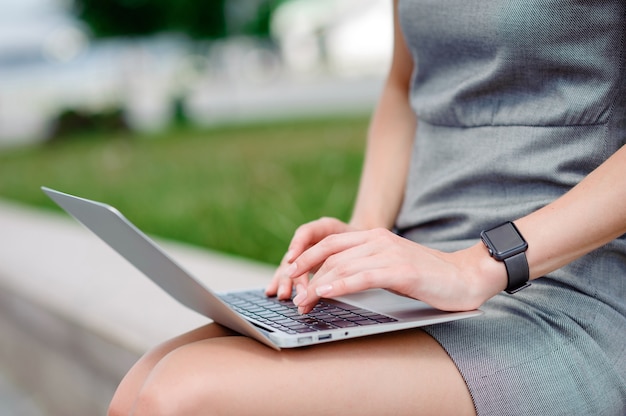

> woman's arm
[514,143,626,279]
[289,144,626,313]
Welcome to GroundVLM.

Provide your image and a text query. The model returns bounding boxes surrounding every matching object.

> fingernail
[284,262,297,277]
[297,306,306,315]
[315,284,333,297]
[277,285,288,299]
[284,250,295,262]
[293,291,307,306]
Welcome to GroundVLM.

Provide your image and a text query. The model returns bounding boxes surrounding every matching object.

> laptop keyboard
[219,290,397,335]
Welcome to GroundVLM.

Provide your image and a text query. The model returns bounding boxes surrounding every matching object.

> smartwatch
[480,221,530,294]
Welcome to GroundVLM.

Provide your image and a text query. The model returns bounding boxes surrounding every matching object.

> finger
[266,223,328,300]
[266,251,298,299]
[291,282,308,306]
[314,271,382,299]
[288,230,374,280]
[296,237,408,313]
[265,272,293,299]
[286,217,353,262]
[264,278,279,296]
[298,268,397,314]
[297,256,388,314]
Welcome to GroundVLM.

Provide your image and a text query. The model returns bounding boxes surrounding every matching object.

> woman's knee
[129,383,175,416]
[107,394,135,416]
[129,343,232,416]
[107,324,235,416]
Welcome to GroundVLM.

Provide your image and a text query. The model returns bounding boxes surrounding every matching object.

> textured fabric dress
[394,1,626,415]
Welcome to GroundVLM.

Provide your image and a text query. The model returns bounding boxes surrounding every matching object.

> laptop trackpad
[334,289,451,320]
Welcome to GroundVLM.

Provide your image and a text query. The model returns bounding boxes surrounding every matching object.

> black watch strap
[481,221,531,294]
[503,252,530,294]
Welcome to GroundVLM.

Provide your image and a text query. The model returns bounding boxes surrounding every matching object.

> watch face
[482,222,528,260]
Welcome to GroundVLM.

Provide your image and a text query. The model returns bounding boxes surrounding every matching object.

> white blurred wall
[271,0,392,77]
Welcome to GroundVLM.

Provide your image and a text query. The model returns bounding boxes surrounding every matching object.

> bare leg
[108,323,236,415]
[109,326,475,416]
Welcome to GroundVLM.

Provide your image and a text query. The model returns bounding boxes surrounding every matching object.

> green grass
[0,117,368,264]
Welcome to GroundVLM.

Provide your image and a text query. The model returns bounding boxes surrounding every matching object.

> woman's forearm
[514,144,626,280]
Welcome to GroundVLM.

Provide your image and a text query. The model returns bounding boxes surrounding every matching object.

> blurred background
[0,0,393,260]
[0,0,392,144]
[0,0,392,414]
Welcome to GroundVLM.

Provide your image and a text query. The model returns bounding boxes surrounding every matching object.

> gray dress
[395,1,626,415]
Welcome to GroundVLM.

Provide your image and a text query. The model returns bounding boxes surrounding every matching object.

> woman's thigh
[123,327,476,416]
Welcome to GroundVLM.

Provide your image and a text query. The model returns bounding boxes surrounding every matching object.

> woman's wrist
[457,242,508,307]
[347,216,390,231]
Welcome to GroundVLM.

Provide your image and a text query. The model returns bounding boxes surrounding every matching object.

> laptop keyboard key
[219,290,398,334]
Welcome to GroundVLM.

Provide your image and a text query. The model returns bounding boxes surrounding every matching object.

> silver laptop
[42,187,482,350]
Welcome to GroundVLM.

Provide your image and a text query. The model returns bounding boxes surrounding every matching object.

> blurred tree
[73,0,288,39]
[169,0,228,39]
[73,0,168,37]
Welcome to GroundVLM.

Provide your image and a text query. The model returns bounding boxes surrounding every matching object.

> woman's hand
[287,228,506,314]
[265,217,359,300]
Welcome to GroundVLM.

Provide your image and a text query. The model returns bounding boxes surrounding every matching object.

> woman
[108,1,626,414]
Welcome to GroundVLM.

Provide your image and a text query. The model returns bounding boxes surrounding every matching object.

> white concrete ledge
[0,199,275,414]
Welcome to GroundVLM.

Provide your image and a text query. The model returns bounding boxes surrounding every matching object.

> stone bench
[0,200,274,415]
